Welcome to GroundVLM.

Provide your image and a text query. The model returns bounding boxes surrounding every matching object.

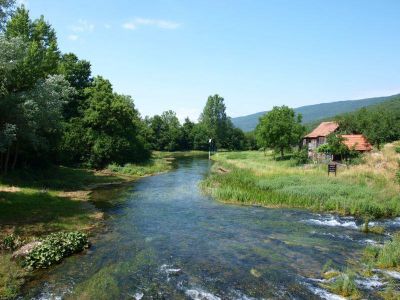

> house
[303,122,372,160]
[303,121,339,150]
[341,135,372,152]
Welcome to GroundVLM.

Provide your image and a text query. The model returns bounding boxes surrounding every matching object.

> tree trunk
[4,146,10,175]
[11,142,18,170]
[280,148,284,159]
[0,152,3,172]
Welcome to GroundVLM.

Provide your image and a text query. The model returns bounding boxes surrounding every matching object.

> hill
[231,94,400,131]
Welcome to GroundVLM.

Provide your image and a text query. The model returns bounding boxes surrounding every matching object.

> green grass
[0,166,120,299]
[202,150,400,218]
[322,269,361,299]
[363,233,400,269]
[0,166,124,191]
[0,254,27,300]
[106,151,207,177]
[106,157,174,177]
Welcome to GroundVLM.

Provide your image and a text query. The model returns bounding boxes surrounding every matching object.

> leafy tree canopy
[255,105,304,158]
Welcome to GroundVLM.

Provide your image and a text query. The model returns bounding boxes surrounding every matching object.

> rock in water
[12,241,42,259]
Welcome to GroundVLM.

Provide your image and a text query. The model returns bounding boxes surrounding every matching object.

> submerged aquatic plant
[323,269,361,299]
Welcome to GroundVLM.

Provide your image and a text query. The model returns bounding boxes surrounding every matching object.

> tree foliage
[336,106,400,149]
[61,77,149,168]
[199,94,231,148]
[255,106,305,158]
[0,2,254,174]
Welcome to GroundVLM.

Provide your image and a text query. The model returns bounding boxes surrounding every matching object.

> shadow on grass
[0,166,122,191]
[0,190,91,230]
[274,154,293,161]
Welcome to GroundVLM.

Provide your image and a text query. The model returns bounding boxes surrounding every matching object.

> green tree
[245,131,258,150]
[192,123,210,151]
[0,0,15,31]
[146,111,182,151]
[58,53,92,119]
[255,105,304,158]
[5,7,59,91]
[225,126,247,150]
[325,133,350,161]
[61,77,149,168]
[180,117,195,150]
[336,106,400,149]
[1,75,74,172]
[199,94,230,148]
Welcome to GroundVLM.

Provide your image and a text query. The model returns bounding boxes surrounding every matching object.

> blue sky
[24,0,400,121]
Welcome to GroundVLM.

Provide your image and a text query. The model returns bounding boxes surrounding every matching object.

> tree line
[334,96,400,149]
[0,2,252,173]
[253,97,400,161]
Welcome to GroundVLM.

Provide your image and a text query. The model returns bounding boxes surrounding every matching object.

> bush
[395,146,400,154]
[0,235,23,251]
[292,149,309,165]
[316,143,331,154]
[23,232,89,269]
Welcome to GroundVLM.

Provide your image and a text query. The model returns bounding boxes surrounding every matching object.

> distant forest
[232,94,400,132]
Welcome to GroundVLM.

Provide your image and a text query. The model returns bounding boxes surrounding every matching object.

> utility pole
[208,138,212,160]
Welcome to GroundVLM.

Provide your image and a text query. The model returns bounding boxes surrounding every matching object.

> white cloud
[123,22,137,30]
[123,18,180,31]
[68,34,79,41]
[71,19,95,33]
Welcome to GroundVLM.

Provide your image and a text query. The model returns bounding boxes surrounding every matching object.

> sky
[23,0,400,122]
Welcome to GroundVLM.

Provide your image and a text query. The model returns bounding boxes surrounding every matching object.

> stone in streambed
[11,241,42,260]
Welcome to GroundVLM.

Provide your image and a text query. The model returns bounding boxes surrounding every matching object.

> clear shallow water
[24,157,395,299]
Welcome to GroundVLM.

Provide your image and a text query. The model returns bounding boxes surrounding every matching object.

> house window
[318,137,325,145]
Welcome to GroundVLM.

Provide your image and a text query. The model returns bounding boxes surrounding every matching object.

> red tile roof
[341,134,372,151]
[304,122,339,138]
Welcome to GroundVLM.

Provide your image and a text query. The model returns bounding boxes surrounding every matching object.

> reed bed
[202,143,400,218]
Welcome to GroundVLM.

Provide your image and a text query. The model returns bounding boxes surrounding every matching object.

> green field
[202,143,400,218]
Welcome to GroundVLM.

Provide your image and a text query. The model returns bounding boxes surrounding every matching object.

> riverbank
[0,152,189,299]
[202,142,400,218]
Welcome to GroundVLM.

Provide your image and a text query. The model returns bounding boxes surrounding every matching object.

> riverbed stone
[11,241,42,259]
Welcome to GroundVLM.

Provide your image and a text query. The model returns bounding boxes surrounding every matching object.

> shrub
[0,234,23,251]
[316,143,331,154]
[395,146,400,154]
[292,149,309,165]
[23,232,89,269]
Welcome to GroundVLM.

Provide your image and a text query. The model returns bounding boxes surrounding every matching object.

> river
[24,157,399,299]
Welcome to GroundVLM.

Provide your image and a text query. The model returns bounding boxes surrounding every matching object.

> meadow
[202,143,400,218]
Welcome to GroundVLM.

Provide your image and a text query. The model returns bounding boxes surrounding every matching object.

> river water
[24,157,399,299]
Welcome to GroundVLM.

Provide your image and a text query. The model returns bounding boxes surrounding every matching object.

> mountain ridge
[231,94,400,132]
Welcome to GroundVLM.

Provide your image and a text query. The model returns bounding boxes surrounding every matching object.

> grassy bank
[202,143,400,218]
[0,152,179,299]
